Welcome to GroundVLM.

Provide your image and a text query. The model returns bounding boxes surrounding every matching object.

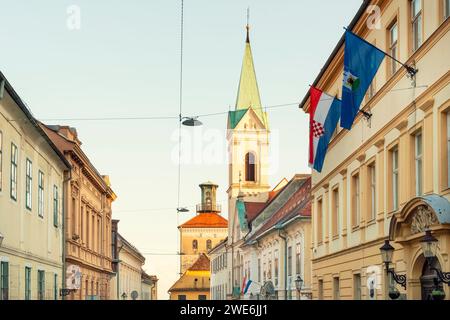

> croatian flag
[242,278,252,295]
[308,86,341,173]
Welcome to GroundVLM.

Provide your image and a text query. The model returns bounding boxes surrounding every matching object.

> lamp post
[294,275,303,300]
[420,230,450,286]
[379,240,407,292]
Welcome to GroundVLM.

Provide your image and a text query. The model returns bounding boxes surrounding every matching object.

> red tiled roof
[246,176,311,243]
[189,254,210,271]
[244,202,267,222]
[180,213,228,228]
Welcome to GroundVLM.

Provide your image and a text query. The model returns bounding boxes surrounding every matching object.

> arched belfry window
[245,152,256,182]
[192,239,198,250]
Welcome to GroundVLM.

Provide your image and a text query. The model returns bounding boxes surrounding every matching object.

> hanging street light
[181,116,203,127]
[177,207,189,213]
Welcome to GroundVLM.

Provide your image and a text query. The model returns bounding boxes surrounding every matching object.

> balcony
[196,203,221,213]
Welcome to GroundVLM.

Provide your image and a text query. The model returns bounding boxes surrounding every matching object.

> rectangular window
[317,198,323,243]
[446,0,450,19]
[263,262,266,282]
[268,257,272,280]
[198,294,206,300]
[367,81,375,101]
[447,112,450,187]
[258,259,261,283]
[392,148,399,210]
[415,132,423,196]
[287,246,292,276]
[295,243,301,275]
[369,163,376,221]
[25,267,31,300]
[0,130,3,191]
[10,143,18,200]
[1,261,9,300]
[38,270,45,300]
[38,171,44,217]
[318,279,324,300]
[389,21,398,75]
[333,277,340,300]
[332,187,339,236]
[25,159,32,210]
[53,185,59,227]
[178,295,186,300]
[411,0,422,52]
[352,173,360,227]
[353,274,361,300]
[274,250,279,287]
[54,274,58,300]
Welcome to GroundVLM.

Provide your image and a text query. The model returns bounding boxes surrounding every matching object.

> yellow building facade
[169,253,210,300]
[0,72,70,300]
[300,0,450,300]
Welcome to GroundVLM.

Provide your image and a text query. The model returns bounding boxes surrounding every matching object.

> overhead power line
[32,102,301,122]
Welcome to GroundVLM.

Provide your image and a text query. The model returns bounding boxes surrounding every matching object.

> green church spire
[234,24,267,128]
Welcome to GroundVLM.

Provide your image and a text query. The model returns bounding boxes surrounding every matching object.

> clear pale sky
[0,0,362,299]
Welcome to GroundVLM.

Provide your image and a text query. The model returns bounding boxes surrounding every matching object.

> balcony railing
[196,203,221,213]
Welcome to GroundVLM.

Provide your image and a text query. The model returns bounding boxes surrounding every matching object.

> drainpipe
[115,244,124,300]
[62,169,72,300]
[277,227,288,301]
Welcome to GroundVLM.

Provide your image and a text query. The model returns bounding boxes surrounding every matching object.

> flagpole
[343,27,418,77]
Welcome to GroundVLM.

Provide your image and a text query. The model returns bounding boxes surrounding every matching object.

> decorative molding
[418,98,435,114]
[356,154,366,163]
[339,168,347,177]
[395,120,408,131]
[374,138,385,149]
[410,205,438,235]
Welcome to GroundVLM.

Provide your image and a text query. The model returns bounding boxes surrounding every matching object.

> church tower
[227,24,270,241]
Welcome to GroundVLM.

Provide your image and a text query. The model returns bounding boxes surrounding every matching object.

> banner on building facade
[66,264,82,290]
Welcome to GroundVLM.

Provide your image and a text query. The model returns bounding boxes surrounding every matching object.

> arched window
[192,239,198,250]
[245,152,256,182]
[206,239,212,250]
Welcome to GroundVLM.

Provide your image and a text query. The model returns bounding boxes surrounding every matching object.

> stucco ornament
[410,205,438,234]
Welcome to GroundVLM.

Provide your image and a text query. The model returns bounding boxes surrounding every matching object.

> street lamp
[177,207,189,213]
[294,275,303,300]
[420,229,439,260]
[181,116,203,127]
[0,232,4,247]
[420,229,450,287]
[379,240,407,290]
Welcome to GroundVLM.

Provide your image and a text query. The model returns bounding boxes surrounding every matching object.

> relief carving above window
[410,205,438,234]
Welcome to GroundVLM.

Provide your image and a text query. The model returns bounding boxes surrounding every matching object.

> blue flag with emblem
[341,30,385,129]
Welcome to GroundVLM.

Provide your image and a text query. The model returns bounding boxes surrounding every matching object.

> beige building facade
[300,0,450,300]
[0,72,70,300]
[42,124,117,300]
[112,233,145,300]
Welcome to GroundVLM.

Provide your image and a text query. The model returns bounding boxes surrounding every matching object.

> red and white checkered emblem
[312,120,325,138]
